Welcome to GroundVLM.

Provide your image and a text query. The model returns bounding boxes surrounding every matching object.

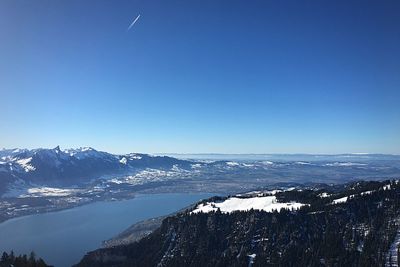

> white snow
[296,161,311,165]
[360,190,374,196]
[383,184,391,190]
[242,187,295,197]
[248,253,256,259]
[242,163,255,167]
[24,187,80,197]
[248,254,256,267]
[262,161,274,165]
[192,196,307,214]
[268,190,282,195]
[171,164,183,172]
[129,154,142,160]
[318,192,330,198]
[191,163,202,169]
[64,147,102,160]
[332,196,348,204]
[108,167,189,186]
[331,184,396,205]
[3,185,81,198]
[16,157,36,172]
[325,162,367,167]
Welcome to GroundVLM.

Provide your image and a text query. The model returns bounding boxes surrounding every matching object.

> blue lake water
[0,193,213,267]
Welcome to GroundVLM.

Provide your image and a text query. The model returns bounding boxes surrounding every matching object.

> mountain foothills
[77,180,400,267]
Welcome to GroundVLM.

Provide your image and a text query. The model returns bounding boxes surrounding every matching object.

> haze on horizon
[1,0,399,155]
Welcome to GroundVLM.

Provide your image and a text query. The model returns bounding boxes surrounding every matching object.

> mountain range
[0,146,191,195]
[2,147,400,198]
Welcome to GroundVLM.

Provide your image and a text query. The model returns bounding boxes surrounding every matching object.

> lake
[0,193,213,267]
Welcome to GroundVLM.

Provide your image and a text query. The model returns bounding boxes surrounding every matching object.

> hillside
[76,180,400,267]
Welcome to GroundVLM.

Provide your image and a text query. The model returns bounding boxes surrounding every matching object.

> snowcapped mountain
[0,146,192,194]
[1,148,400,198]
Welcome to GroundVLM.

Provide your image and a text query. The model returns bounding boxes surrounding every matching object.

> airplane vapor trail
[127,14,141,31]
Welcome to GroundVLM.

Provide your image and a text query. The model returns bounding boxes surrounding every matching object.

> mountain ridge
[76,180,400,267]
[0,146,192,194]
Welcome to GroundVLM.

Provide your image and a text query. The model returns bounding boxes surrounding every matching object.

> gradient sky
[1,0,399,154]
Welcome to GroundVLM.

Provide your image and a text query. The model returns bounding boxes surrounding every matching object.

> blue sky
[1,0,399,154]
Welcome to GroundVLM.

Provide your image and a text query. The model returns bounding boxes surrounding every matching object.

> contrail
[127,14,141,31]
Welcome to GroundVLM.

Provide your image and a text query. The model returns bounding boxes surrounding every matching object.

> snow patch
[262,161,274,165]
[64,147,102,160]
[16,157,36,172]
[25,187,80,197]
[171,164,182,172]
[192,196,307,214]
[296,161,311,165]
[248,254,256,267]
[332,196,348,204]
[325,162,367,167]
[383,184,391,190]
[242,163,255,167]
[318,192,330,198]
[360,190,374,196]
[3,185,81,198]
[191,163,202,169]
[129,155,142,160]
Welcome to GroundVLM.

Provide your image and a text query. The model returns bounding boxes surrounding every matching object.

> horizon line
[1,147,399,156]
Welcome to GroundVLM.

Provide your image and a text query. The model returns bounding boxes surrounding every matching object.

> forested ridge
[76,180,400,267]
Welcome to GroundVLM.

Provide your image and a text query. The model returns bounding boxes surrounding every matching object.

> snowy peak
[33,147,68,160]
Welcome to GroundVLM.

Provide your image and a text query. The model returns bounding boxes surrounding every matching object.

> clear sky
[1,0,399,154]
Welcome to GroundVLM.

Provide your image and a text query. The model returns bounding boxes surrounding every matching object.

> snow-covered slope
[192,195,306,214]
